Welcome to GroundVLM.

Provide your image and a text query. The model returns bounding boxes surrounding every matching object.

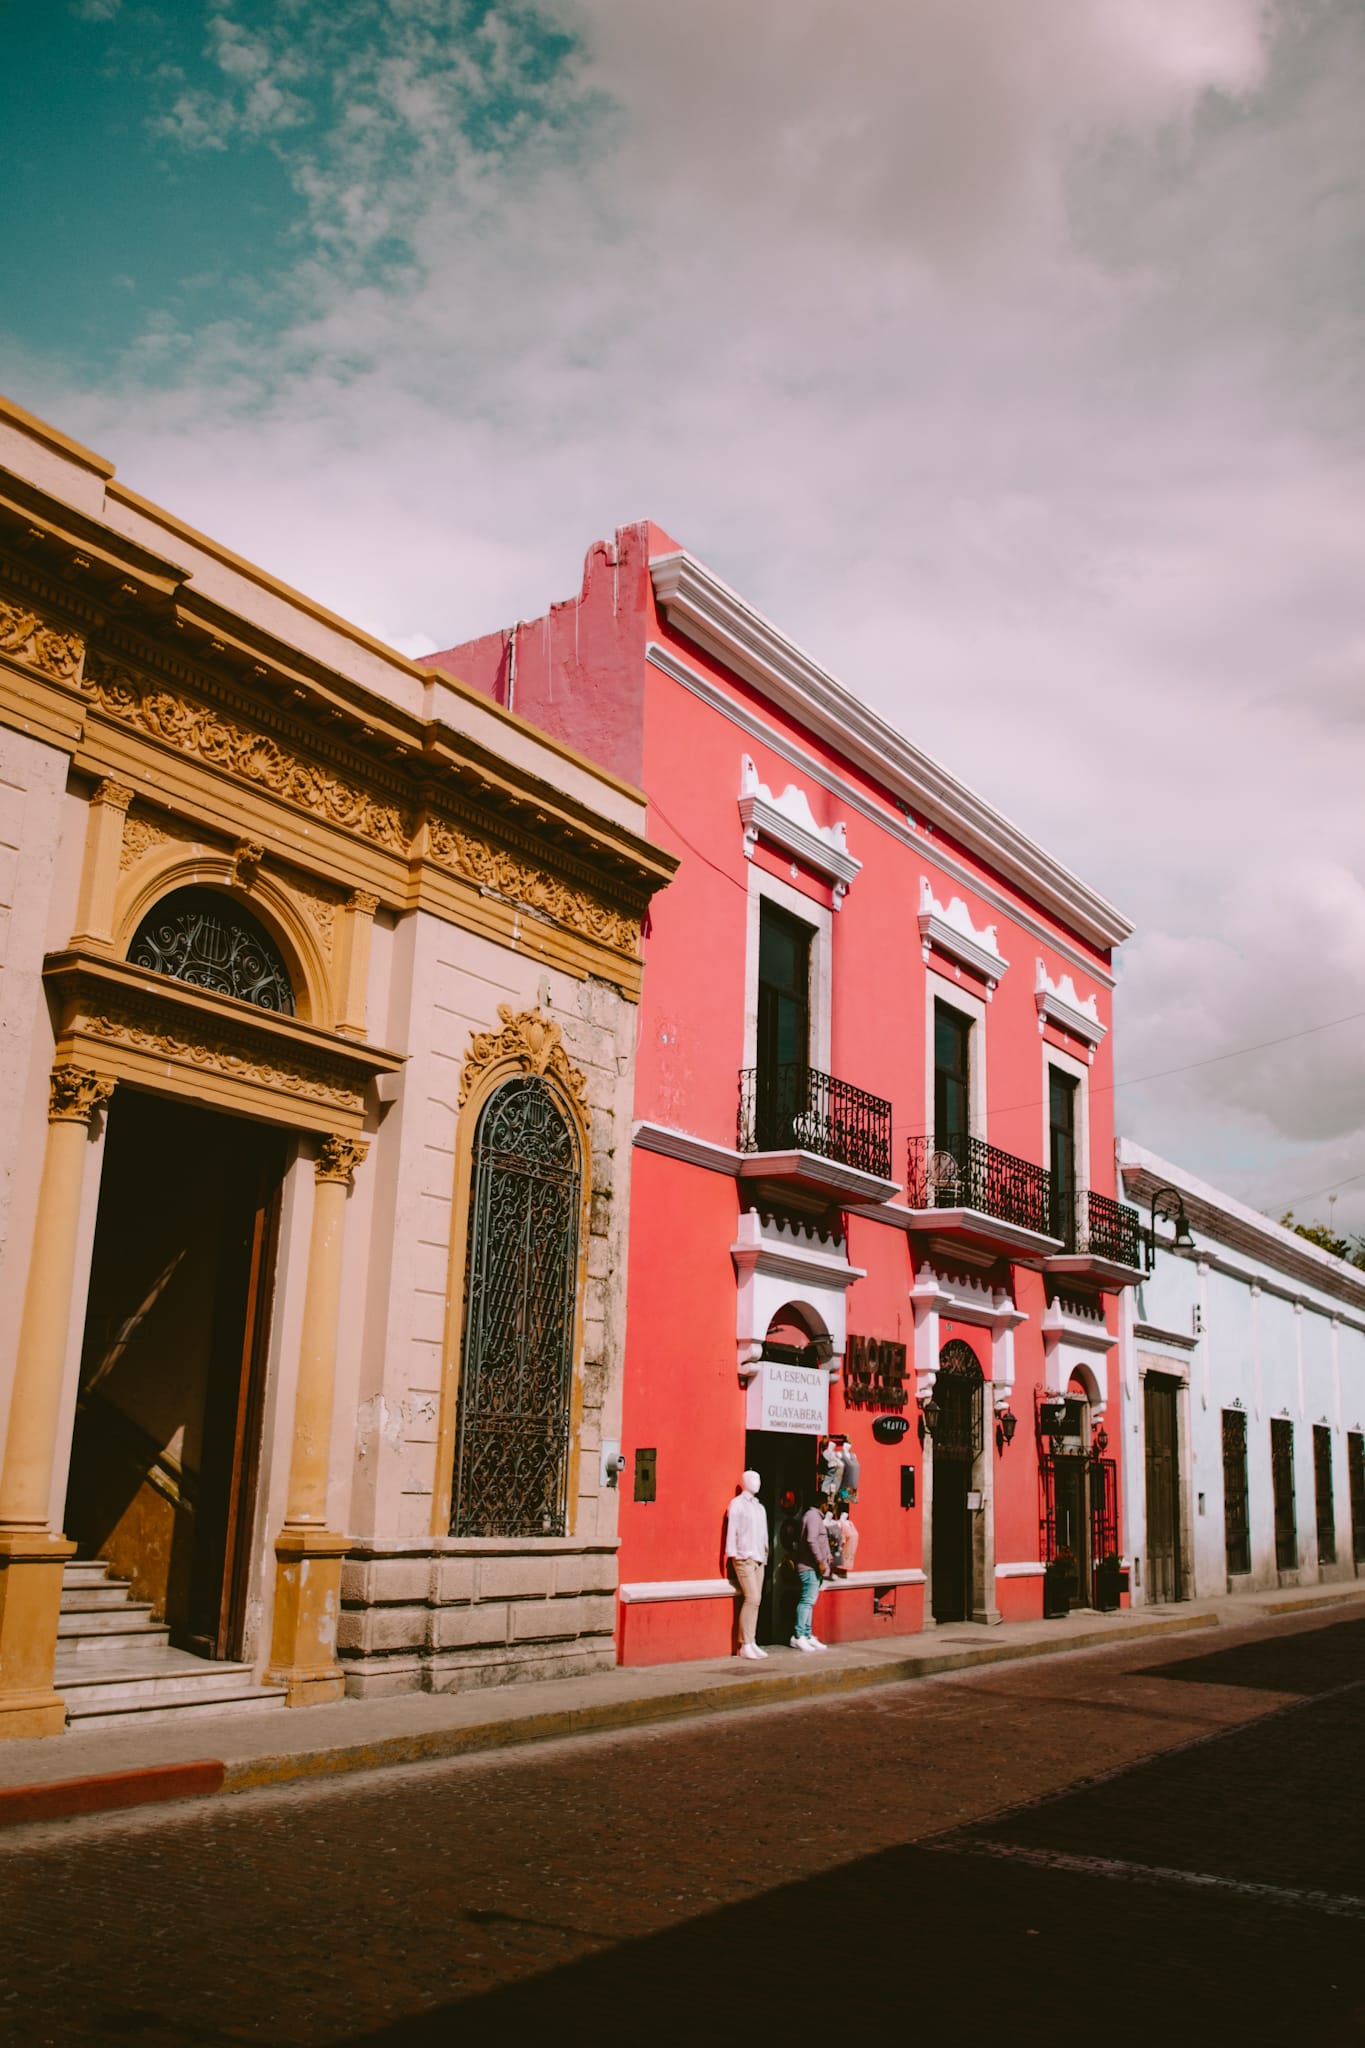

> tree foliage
[1280,1213,1365,1270]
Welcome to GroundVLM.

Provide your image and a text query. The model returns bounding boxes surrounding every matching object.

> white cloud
[31,0,1365,1230]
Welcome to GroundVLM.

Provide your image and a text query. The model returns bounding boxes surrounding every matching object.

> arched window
[934,1338,984,1462]
[452,1076,581,1537]
[128,887,295,1014]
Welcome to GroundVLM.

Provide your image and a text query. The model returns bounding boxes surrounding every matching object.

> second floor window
[1049,1066,1078,1237]
[933,1000,972,1161]
[758,902,811,1080]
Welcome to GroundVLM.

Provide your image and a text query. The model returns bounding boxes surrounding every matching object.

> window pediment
[918,879,1008,994]
[738,755,860,906]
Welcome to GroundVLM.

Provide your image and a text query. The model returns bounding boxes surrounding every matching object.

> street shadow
[334,1775,1364,2047]
[1136,1613,1365,1695]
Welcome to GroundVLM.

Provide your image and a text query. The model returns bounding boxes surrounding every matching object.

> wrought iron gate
[1222,1408,1251,1576]
[451,1077,581,1538]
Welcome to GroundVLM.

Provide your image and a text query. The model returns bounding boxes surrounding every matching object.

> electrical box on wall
[900,1465,915,1509]
[634,1448,657,1503]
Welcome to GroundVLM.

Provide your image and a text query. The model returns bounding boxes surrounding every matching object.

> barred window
[451,1077,581,1538]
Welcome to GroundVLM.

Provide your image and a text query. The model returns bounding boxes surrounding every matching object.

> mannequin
[725,1470,770,1660]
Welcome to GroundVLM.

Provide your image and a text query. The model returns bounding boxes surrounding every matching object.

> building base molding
[265,1528,350,1707]
[0,1532,76,1740]
[338,1538,619,1697]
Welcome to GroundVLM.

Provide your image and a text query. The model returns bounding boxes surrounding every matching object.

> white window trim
[744,864,832,1075]
[924,974,987,1145]
[1043,1040,1091,1202]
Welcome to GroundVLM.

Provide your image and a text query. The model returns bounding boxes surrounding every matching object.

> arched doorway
[931,1339,984,1623]
[63,887,301,1660]
[744,1304,827,1645]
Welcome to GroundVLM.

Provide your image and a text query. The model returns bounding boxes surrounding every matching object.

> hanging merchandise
[820,1438,846,1499]
[837,1445,861,1501]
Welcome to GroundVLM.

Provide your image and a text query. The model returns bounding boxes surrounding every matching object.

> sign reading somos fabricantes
[745,1360,829,1436]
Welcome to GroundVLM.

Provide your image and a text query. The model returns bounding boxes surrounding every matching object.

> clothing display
[724,1488,769,1563]
[731,1556,764,1647]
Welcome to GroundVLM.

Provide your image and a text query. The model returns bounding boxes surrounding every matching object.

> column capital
[48,1065,114,1125]
[315,1133,369,1185]
[92,778,134,813]
[346,889,379,917]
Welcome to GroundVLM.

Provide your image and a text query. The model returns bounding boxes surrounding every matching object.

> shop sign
[843,1334,909,1410]
[746,1359,829,1436]
[872,1414,911,1444]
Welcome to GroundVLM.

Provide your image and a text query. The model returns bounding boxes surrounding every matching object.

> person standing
[792,1493,832,1650]
[725,1470,770,1660]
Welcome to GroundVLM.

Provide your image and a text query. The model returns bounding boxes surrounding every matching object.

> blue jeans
[795,1566,823,1637]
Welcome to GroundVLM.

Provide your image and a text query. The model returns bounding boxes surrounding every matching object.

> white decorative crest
[917,878,1009,994]
[738,755,861,906]
[1034,961,1106,1053]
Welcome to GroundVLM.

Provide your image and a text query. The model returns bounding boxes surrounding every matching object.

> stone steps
[56,1560,286,1728]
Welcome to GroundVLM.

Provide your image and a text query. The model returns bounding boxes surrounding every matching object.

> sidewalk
[1,1581,1360,1829]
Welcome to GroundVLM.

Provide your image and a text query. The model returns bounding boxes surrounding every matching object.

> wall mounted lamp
[917,1396,941,1446]
[1146,1185,1195,1271]
[995,1408,1018,1455]
[1092,1423,1109,1457]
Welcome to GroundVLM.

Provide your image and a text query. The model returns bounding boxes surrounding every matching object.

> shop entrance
[744,1429,818,1646]
[64,1090,286,1661]
[930,1340,983,1623]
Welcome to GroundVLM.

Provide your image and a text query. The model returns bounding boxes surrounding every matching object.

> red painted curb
[0,1759,225,1830]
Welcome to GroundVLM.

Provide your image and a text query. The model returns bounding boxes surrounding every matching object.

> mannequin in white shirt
[725,1470,770,1660]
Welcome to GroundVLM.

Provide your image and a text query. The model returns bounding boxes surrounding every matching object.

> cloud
[25,0,1365,1230]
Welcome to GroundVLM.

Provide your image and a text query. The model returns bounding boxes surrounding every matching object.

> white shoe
[789,1635,815,1651]
[738,1642,763,1660]
[807,1635,828,1651]
[753,1645,769,1657]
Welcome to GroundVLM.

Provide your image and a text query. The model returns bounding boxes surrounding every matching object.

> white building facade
[1118,1140,1365,1605]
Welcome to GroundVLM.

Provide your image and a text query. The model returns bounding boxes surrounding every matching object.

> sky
[3,0,1364,1234]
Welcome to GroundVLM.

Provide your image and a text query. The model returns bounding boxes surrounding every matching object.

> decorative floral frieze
[0,597,84,682]
[83,653,410,853]
[82,1006,362,1113]
[458,1003,589,1112]
[427,816,638,954]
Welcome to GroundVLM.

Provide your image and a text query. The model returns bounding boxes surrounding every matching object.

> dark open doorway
[743,1429,818,1647]
[65,1090,285,1661]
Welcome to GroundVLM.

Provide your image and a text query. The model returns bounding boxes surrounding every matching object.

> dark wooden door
[931,1456,970,1622]
[1271,1418,1297,1571]
[1313,1426,1336,1567]
[1222,1408,1251,1577]
[1144,1376,1181,1603]
[1349,1432,1365,1567]
[1048,1067,1078,1244]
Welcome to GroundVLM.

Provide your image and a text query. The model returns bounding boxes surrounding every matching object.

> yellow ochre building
[0,397,674,1740]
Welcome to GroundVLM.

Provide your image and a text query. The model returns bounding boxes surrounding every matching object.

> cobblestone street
[2,1605,1361,2046]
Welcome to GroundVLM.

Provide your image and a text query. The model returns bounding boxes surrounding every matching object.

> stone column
[0,1065,113,1739]
[266,1132,368,1707]
[335,891,378,1040]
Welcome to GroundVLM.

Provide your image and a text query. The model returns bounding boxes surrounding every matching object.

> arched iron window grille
[934,1338,984,1463]
[451,1076,582,1538]
[128,887,295,1014]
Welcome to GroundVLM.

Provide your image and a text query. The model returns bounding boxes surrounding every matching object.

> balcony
[905,1134,1063,1261]
[737,1064,899,1208]
[1044,1187,1145,1287]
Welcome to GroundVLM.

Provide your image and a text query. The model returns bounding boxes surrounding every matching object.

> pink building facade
[432,524,1142,1663]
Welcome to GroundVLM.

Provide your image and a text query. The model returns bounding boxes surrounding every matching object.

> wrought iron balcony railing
[906,1133,1053,1237]
[738,1064,894,1181]
[1051,1187,1143,1267]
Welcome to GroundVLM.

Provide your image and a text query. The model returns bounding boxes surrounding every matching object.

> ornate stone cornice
[0,595,84,683]
[48,1064,115,1124]
[316,1133,369,1184]
[458,1004,589,1112]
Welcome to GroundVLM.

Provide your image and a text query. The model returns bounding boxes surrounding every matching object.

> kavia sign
[745,1360,829,1437]
[872,1414,911,1445]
